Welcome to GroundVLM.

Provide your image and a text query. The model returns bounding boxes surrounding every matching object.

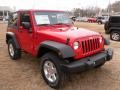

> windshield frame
[33,11,72,26]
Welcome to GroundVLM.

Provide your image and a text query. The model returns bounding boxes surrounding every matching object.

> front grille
[81,38,100,54]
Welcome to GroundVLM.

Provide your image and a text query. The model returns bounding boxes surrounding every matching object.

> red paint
[7,10,104,60]
[88,17,97,23]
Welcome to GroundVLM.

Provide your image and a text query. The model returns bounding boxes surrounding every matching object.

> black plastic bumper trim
[61,48,113,73]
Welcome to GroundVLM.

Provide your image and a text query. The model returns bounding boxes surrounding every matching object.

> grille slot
[81,38,100,54]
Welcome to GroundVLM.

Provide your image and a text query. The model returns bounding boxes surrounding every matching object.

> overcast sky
[0,0,119,10]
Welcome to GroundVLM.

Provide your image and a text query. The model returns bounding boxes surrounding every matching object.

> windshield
[34,11,72,25]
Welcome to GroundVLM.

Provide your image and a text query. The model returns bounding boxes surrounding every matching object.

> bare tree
[73,7,100,17]
[107,1,120,13]
[111,1,120,12]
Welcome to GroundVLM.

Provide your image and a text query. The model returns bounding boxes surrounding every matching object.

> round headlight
[99,37,102,43]
[73,42,79,50]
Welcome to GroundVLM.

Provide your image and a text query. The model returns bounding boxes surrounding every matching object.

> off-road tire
[8,39,21,60]
[40,52,67,89]
[98,21,102,24]
[110,30,120,41]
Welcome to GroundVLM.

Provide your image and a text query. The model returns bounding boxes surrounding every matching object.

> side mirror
[22,22,31,30]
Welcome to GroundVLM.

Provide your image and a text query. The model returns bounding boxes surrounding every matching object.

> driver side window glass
[20,13,31,27]
[8,13,18,27]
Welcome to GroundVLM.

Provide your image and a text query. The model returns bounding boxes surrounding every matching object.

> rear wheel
[8,39,21,60]
[98,21,102,24]
[40,52,67,89]
[110,31,120,41]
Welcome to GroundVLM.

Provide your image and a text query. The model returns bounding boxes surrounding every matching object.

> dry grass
[0,22,120,90]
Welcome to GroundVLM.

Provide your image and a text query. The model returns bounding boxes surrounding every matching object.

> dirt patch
[0,22,120,90]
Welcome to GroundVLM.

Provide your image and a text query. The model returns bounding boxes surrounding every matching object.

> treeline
[73,7,100,17]
[109,1,120,12]
[72,1,120,17]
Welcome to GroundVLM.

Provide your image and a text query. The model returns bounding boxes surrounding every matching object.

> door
[18,12,34,55]
[7,12,18,34]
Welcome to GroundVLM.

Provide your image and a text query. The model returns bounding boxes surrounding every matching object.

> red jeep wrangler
[6,10,113,89]
[88,17,97,23]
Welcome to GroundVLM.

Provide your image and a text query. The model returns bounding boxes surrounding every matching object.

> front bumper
[61,48,113,73]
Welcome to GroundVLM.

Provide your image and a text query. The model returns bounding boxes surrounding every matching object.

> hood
[36,26,100,43]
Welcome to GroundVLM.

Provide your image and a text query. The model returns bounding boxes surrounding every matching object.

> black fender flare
[109,27,120,33]
[6,32,20,49]
[38,41,75,58]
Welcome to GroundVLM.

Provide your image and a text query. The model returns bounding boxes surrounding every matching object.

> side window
[110,17,120,23]
[8,13,18,27]
[20,13,31,27]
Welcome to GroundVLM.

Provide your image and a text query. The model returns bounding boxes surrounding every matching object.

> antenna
[108,0,111,16]
[95,0,97,7]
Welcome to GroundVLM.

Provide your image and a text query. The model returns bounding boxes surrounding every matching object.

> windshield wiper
[54,23,70,26]
[38,24,50,26]
[38,23,70,26]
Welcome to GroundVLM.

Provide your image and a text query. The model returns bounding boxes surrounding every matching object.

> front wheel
[40,52,67,89]
[110,31,120,41]
[8,39,21,60]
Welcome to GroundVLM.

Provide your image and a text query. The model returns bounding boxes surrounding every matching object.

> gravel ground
[0,22,120,90]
